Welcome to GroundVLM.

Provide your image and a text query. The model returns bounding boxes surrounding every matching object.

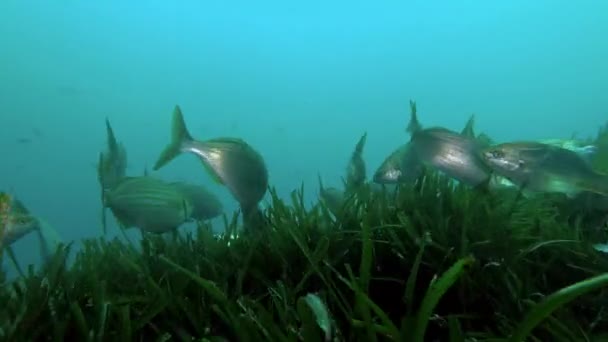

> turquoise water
[1,1,607,274]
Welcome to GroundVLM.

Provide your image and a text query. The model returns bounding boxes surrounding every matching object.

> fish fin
[472,175,492,194]
[108,207,132,230]
[542,175,582,198]
[406,100,422,135]
[577,175,608,197]
[354,132,367,155]
[12,198,30,214]
[460,114,476,138]
[154,105,194,171]
[105,118,119,153]
[5,246,25,278]
[242,204,264,232]
[35,218,62,264]
[578,145,599,162]
[593,243,608,253]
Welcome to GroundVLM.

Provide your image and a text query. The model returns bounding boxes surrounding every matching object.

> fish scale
[103,176,194,233]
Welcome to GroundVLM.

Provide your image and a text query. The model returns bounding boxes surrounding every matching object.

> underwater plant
[1,169,608,341]
[590,121,608,174]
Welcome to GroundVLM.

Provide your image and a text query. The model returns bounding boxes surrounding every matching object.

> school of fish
[4,100,608,263]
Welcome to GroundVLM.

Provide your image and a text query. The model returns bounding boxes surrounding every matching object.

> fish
[372,143,423,184]
[484,138,597,192]
[476,133,494,149]
[480,141,608,197]
[97,118,128,191]
[170,181,223,221]
[139,169,219,222]
[0,193,40,248]
[345,132,367,191]
[102,176,194,233]
[538,139,597,160]
[0,192,59,269]
[153,105,269,219]
[406,101,492,186]
[317,175,345,217]
[459,113,495,149]
[15,137,33,144]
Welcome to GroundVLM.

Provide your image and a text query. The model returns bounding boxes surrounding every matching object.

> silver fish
[406,102,491,186]
[373,143,423,184]
[0,193,40,248]
[154,105,268,214]
[538,139,597,160]
[0,192,58,268]
[481,141,608,197]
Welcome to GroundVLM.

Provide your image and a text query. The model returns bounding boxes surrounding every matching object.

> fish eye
[487,150,504,159]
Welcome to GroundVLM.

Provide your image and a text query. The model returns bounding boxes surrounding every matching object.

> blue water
[1,1,607,275]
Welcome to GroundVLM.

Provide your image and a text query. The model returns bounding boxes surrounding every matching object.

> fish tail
[154,105,194,171]
[35,218,63,265]
[35,224,52,263]
[242,205,265,232]
[5,246,25,278]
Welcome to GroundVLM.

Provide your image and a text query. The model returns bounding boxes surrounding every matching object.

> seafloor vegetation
[2,126,608,342]
[2,171,608,341]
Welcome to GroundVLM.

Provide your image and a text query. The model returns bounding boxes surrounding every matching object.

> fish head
[373,163,403,184]
[480,143,541,185]
[481,145,524,173]
[373,144,422,184]
[1,213,40,245]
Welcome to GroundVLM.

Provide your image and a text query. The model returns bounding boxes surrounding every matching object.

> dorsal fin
[105,118,119,153]
[406,100,422,135]
[353,132,367,155]
[461,114,476,138]
[11,198,30,215]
